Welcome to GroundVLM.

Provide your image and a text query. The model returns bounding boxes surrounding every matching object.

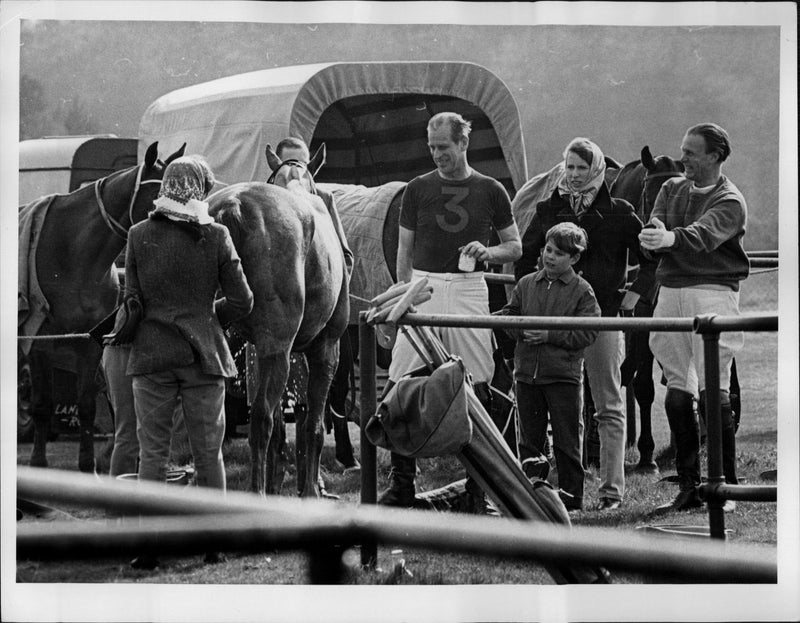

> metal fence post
[358,313,378,569]
[697,314,726,540]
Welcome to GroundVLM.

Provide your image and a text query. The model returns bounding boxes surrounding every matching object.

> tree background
[18,19,781,249]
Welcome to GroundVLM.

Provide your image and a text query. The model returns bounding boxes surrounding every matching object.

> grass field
[16,315,780,587]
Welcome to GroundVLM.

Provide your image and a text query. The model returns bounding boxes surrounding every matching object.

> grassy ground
[16,325,778,586]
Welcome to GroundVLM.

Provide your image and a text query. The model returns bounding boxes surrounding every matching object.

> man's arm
[459,223,522,265]
[396,225,416,283]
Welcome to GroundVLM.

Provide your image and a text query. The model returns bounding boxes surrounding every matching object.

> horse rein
[95,163,162,241]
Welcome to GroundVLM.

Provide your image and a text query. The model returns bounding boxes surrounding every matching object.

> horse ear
[675,159,685,173]
[265,144,282,172]
[164,143,187,166]
[308,143,326,178]
[144,142,159,170]
[603,155,622,170]
[641,146,656,171]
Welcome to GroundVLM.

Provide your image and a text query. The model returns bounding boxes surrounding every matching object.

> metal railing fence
[358,311,778,568]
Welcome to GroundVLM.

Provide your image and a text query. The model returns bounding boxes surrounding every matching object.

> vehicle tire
[18,356,34,443]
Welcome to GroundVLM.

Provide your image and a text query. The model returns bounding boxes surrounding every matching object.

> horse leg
[75,344,102,473]
[300,338,340,498]
[28,348,52,468]
[249,352,290,496]
[633,343,658,472]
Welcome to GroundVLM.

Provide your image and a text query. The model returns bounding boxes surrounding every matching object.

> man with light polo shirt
[378,111,522,512]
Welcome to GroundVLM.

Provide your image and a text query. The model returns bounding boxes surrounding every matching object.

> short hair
[563,137,596,166]
[428,112,472,143]
[546,222,588,256]
[275,136,309,160]
[686,123,731,162]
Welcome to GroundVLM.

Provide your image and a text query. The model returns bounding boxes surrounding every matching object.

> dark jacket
[125,216,253,377]
[499,267,600,385]
[514,183,655,315]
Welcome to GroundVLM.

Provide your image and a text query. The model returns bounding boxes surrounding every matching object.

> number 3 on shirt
[436,187,470,233]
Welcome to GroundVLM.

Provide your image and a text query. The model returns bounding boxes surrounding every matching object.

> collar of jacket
[534,266,578,285]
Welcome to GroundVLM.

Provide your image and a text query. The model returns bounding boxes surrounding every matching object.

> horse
[19,141,187,472]
[610,145,684,471]
[207,147,349,497]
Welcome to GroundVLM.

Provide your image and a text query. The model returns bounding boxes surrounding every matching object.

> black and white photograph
[2,2,797,622]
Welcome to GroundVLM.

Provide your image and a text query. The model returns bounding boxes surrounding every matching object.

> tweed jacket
[125,216,253,377]
[514,183,656,316]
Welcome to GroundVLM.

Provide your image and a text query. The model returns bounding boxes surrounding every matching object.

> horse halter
[266,159,318,195]
[95,163,162,241]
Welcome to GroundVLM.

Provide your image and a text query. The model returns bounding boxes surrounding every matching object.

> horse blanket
[18,195,55,355]
[321,181,406,324]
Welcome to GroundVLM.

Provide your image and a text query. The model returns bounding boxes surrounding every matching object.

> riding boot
[462,382,494,514]
[653,388,702,514]
[698,391,739,485]
[377,453,417,507]
[720,400,739,485]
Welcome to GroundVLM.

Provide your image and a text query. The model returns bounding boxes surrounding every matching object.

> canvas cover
[138,62,527,193]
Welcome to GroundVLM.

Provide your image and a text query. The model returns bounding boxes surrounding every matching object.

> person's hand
[522,329,548,344]
[619,290,641,311]
[459,241,491,262]
[639,217,676,251]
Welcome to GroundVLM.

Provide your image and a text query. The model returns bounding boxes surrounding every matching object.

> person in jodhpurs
[641,122,748,515]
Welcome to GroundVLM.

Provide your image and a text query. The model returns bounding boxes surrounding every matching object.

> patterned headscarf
[556,138,607,215]
[152,155,215,224]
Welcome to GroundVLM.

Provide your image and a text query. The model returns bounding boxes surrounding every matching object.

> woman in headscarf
[513,138,656,512]
[124,155,253,565]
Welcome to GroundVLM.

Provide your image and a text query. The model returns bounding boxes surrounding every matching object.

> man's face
[680,133,718,184]
[278,146,310,163]
[427,126,466,178]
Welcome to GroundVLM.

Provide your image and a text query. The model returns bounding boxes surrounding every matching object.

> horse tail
[209,193,246,247]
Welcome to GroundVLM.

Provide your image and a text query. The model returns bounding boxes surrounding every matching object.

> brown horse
[610,145,684,471]
[207,149,349,497]
[20,141,186,472]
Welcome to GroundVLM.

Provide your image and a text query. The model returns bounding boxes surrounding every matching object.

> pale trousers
[584,329,626,501]
[389,270,495,384]
[650,286,744,396]
[102,345,138,477]
[133,362,226,490]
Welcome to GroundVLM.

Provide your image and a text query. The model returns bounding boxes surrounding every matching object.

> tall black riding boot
[653,388,702,514]
[699,391,739,485]
[377,453,417,508]
[720,399,739,485]
[462,382,495,515]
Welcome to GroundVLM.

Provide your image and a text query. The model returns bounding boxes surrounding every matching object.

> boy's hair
[546,222,588,256]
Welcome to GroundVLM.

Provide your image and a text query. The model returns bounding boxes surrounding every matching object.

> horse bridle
[266,159,318,195]
[95,163,163,241]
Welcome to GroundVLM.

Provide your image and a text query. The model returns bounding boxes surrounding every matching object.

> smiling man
[640,122,749,515]
[379,111,522,512]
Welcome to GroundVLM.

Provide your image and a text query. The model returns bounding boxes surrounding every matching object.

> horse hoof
[634,461,659,474]
[29,455,48,468]
[78,458,96,473]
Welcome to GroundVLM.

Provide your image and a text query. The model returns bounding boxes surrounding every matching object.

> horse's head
[265,143,325,196]
[640,145,684,214]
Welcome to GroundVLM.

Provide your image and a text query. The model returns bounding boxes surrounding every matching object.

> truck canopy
[19,135,137,205]
[138,61,527,194]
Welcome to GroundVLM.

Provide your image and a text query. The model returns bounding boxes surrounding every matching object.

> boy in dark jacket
[501,222,600,511]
